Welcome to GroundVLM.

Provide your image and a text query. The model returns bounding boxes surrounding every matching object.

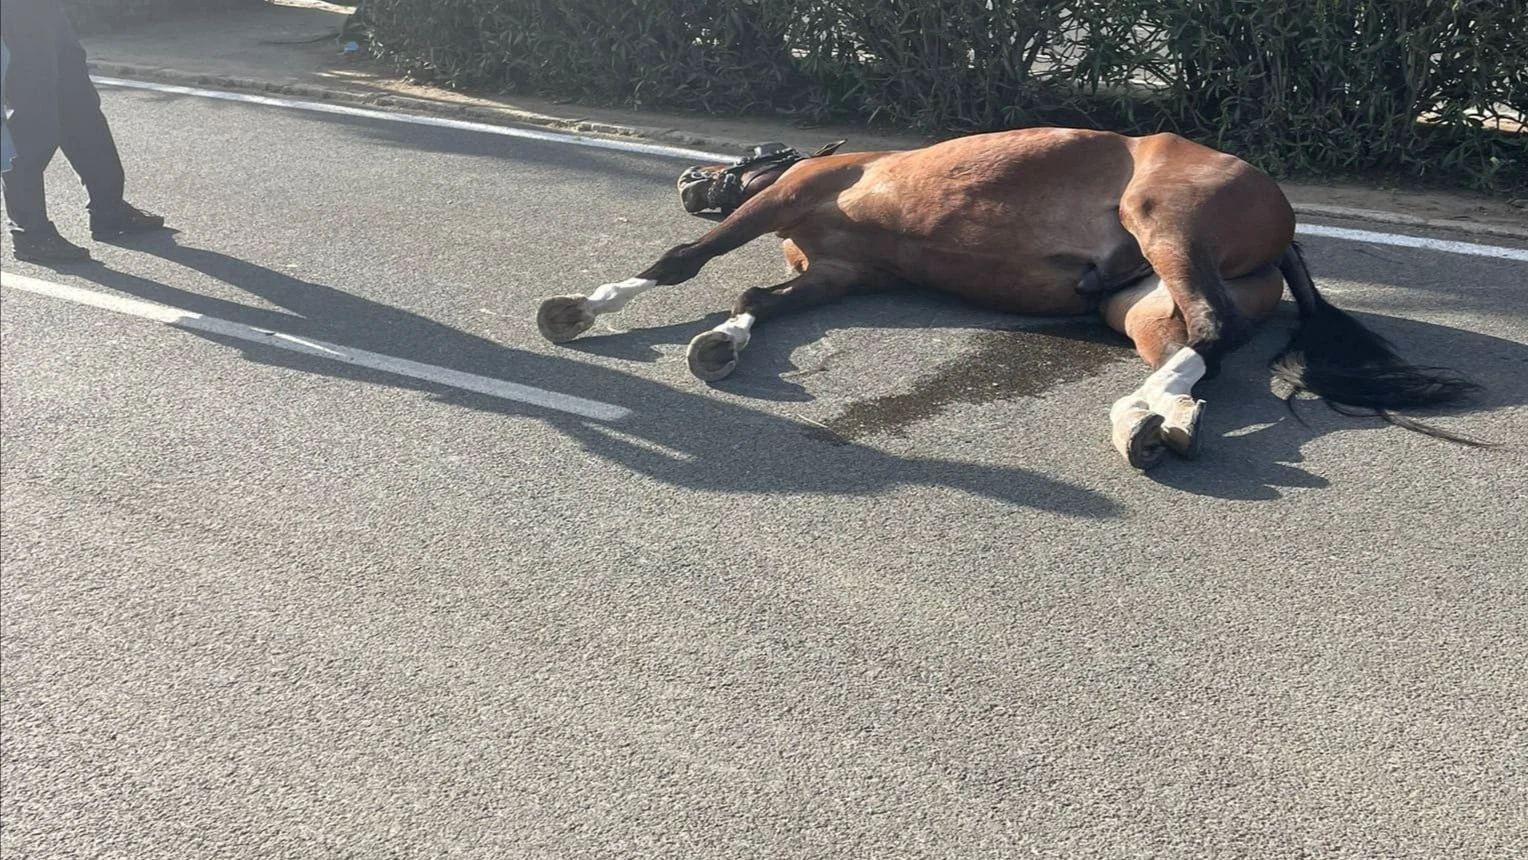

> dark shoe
[12,228,92,264]
[90,203,166,240]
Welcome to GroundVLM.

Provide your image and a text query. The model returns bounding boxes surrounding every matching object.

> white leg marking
[709,313,756,351]
[1136,348,1206,413]
[1111,347,1208,461]
[1110,392,1149,425]
[1111,347,1205,429]
[587,277,657,314]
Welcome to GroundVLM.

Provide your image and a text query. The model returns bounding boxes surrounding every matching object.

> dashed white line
[0,271,632,422]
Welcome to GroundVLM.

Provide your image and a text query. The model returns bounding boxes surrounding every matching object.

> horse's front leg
[536,274,657,343]
[687,260,875,381]
[537,199,787,343]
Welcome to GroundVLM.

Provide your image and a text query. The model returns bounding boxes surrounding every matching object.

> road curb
[91,61,1528,242]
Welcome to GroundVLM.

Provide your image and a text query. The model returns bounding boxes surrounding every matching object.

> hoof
[687,330,740,381]
[1113,408,1168,471]
[1160,397,1206,460]
[537,295,597,343]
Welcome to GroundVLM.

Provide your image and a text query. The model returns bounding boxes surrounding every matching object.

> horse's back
[774,128,1291,312]
[780,129,1136,312]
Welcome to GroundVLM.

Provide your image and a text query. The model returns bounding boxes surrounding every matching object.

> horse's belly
[788,200,1131,316]
[897,244,1096,315]
[926,268,1093,315]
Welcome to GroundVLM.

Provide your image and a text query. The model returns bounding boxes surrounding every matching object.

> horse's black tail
[1270,242,1485,445]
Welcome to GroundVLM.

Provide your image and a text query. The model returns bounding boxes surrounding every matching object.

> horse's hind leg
[687,259,877,381]
[1103,267,1284,468]
[537,198,789,343]
[1134,243,1259,379]
[1104,279,1202,468]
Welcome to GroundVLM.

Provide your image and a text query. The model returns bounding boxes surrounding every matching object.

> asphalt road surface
[3,87,1526,859]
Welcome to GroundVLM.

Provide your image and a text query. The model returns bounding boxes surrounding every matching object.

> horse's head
[677,140,846,216]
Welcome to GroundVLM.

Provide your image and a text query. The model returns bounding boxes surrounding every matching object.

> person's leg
[1,3,63,234]
[1,4,89,261]
[52,16,124,212]
[47,13,163,237]
[2,42,16,175]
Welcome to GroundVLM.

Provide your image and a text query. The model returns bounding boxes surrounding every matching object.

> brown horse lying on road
[536,128,1477,469]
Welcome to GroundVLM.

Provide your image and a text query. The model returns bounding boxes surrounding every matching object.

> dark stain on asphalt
[808,321,1134,444]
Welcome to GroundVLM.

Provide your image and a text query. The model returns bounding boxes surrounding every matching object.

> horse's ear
[811,140,847,157]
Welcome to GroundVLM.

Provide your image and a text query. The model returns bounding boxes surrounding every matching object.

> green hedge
[63,0,262,32]
[358,0,1526,193]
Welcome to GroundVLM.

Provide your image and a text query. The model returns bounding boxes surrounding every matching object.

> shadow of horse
[561,284,1135,402]
[71,232,1524,505]
[557,282,1526,501]
[66,232,1120,517]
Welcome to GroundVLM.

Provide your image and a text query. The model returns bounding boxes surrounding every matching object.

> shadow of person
[66,233,1122,517]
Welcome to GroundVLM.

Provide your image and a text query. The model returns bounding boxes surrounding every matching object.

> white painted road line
[0,272,632,422]
[1295,203,1528,242]
[1297,224,1528,263]
[90,79,1528,265]
[93,76,728,163]
[78,78,1528,264]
